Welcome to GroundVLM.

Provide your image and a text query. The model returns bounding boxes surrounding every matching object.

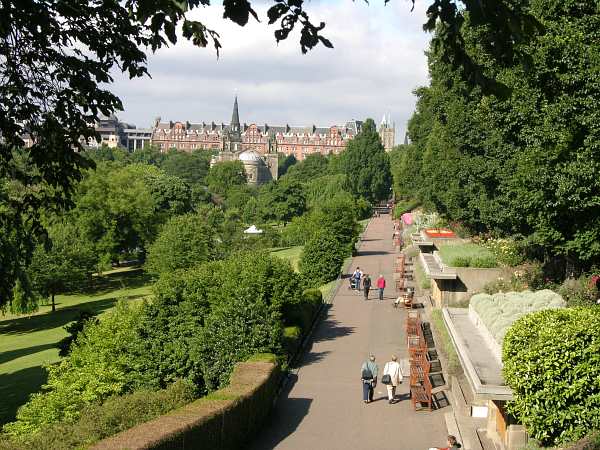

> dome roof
[239,150,262,162]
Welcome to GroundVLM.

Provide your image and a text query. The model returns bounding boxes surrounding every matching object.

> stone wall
[91,359,279,450]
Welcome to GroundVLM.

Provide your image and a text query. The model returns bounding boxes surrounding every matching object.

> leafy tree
[206,161,246,196]
[72,163,157,264]
[283,153,329,183]
[299,230,346,287]
[278,153,297,177]
[130,164,192,216]
[145,213,217,276]
[225,185,256,211]
[342,119,392,203]
[305,173,348,209]
[129,146,166,166]
[316,193,361,252]
[259,179,306,224]
[28,222,96,312]
[160,150,211,186]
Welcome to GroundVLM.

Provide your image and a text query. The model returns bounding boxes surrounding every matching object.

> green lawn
[437,242,497,268]
[0,267,153,425]
[270,246,303,272]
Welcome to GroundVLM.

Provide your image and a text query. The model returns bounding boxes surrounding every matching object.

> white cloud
[111,0,432,139]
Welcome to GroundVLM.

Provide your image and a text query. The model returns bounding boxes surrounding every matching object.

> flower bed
[469,290,566,361]
[424,228,456,238]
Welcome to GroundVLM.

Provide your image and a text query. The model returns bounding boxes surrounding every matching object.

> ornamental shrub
[299,231,346,287]
[503,308,600,446]
[3,301,147,437]
[0,380,195,450]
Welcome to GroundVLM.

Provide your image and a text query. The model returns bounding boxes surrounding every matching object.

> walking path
[250,215,448,450]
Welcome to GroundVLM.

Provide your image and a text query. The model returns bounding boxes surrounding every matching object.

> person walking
[352,267,362,292]
[382,355,403,404]
[362,274,371,300]
[376,274,386,300]
[360,355,378,403]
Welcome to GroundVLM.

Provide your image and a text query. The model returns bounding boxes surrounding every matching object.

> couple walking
[360,354,403,404]
[352,267,386,301]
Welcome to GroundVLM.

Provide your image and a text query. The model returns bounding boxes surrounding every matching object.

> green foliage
[414,260,431,290]
[258,178,306,224]
[3,301,146,436]
[471,290,565,345]
[206,161,246,196]
[145,213,217,276]
[28,221,96,311]
[393,199,419,219]
[278,153,297,177]
[283,153,329,183]
[282,326,302,356]
[480,237,524,267]
[144,252,300,391]
[557,276,598,307]
[429,310,462,376]
[503,308,600,446]
[0,380,195,450]
[342,119,392,203]
[438,243,497,268]
[57,310,98,357]
[160,150,211,186]
[397,1,600,268]
[299,231,346,287]
[483,263,546,294]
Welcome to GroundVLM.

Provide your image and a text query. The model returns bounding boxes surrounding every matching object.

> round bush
[503,308,600,446]
[299,231,345,287]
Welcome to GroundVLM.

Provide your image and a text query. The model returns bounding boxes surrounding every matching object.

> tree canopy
[392,0,600,268]
[342,119,392,203]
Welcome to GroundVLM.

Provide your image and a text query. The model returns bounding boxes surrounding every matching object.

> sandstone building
[150,97,395,160]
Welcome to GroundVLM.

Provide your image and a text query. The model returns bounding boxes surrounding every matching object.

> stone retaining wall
[91,360,279,450]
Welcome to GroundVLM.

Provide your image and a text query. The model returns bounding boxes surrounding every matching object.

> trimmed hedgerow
[503,308,600,446]
[89,359,279,450]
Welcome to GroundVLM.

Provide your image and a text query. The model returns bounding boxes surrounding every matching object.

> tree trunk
[51,292,56,312]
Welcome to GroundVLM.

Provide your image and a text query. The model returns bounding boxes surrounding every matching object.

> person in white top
[382,355,403,404]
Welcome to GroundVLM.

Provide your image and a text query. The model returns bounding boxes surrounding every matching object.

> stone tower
[378,113,395,152]
[223,95,242,152]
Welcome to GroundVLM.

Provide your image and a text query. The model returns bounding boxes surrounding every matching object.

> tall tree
[206,161,247,196]
[342,119,392,203]
[28,222,96,312]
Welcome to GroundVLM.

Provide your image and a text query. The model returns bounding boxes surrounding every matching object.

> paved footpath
[250,215,448,450]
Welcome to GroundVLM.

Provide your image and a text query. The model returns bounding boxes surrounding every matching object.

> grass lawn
[438,242,497,268]
[0,267,153,425]
[270,246,303,272]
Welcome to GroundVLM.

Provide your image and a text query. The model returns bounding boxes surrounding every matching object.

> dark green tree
[28,222,96,312]
[160,150,212,186]
[342,119,392,203]
[145,213,217,276]
[283,153,329,182]
[299,230,345,287]
[259,179,307,224]
[206,161,247,196]
[278,153,297,177]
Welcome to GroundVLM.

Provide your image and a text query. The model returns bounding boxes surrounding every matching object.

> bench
[410,373,434,411]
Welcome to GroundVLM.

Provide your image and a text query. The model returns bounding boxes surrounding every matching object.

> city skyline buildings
[108,0,430,143]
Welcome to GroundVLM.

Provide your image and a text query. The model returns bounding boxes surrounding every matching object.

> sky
[111,0,432,140]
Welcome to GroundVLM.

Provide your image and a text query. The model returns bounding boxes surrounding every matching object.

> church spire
[231,95,240,132]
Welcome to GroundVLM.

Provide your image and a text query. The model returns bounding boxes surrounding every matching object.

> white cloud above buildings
[111,0,431,138]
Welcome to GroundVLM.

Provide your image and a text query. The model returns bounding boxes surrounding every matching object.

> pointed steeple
[231,95,240,133]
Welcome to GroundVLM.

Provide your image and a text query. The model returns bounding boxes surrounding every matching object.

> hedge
[503,308,600,446]
[0,381,196,450]
[90,357,279,450]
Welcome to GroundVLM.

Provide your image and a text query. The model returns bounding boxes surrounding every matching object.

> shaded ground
[250,215,448,450]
